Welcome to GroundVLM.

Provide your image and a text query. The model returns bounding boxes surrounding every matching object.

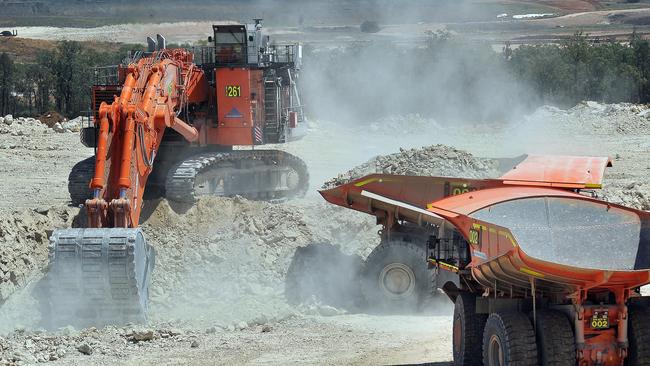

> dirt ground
[1,100,650,365]
[0,37,125,63]
[49,315,453,366]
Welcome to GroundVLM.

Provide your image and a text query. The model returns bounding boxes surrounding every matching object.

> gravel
[322,144,500,189]
[0,206,78,305]
[1,102,650,364]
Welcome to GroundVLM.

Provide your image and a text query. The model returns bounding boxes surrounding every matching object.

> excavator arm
[43,49,208,329]
[88,49,206,229]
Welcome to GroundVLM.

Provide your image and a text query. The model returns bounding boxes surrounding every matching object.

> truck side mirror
[208,36,213,43]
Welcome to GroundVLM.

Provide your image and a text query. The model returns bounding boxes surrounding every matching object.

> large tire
[535,310,575,366]
[628,306,650,365]
[68,156,95,205]
[453,292,487,366]
[482,312,537,366]
[360,238,433,313]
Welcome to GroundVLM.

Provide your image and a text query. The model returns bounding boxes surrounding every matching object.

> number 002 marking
[226,85,241,97]
[591,313,609,329]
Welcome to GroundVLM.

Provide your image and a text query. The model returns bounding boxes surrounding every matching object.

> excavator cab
[212,19,268,67]
[213,24,248,65]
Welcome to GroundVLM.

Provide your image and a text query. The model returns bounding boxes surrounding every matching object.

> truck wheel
[360,238,432,313]
[482,312,537,366]
[535,310,575,366]
[68,156,95,205]
[628,306,650,365]
[453,292,487,366]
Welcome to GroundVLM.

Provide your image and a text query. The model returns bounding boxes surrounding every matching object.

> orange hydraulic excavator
[44,21,307,327]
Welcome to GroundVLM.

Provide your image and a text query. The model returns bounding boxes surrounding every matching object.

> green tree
[51,41,86,116]
[0,53,14,116]
[563,31,592,104]
[35,51,55,113]
[630,31,650,103]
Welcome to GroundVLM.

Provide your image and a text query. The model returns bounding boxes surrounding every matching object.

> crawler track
[165,150,309,202]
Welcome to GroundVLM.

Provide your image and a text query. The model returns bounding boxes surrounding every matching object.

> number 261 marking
[226,85,241,97]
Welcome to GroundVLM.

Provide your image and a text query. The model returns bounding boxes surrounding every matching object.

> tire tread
[454,292,487,366]
[628,305,650,366]
[482,312,537,366]
[535,310,575,366]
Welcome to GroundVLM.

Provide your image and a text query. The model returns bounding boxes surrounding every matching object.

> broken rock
[77,342,93,355]
[132,329,155,342]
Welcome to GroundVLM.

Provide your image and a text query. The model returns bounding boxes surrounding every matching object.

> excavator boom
[46,49,206,328]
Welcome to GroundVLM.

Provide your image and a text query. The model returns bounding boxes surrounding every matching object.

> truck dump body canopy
[499,154,612,188]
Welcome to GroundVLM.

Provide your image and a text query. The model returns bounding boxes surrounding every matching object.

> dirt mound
[322,144,500,189]
[37,111,65,128]
[140,196,378,328]
[526,101,650,136]
[601,183,650,211]
[0,207,78,304]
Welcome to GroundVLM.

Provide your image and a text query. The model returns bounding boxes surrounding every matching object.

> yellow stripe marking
[520,267,545,278]
[354,177,396,187]
[354,178,379,187]
[585,183,602,189]
[498,231,518,247]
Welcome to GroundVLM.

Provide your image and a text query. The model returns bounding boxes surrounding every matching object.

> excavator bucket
[41,228,155,329]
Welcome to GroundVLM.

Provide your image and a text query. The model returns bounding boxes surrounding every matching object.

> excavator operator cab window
[213,25,247,65]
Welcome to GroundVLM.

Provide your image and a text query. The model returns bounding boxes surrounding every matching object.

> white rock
[132,329,155,341]
[318,305,343,316]
[3,115,13,125]
[61,120,81,132]
[12,350,37,363]
[53,123,65,133]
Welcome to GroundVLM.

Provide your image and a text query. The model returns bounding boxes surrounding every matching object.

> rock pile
[0,207,78,304]
[53,116,86,133]
[322,144,500,189]
[142,196,376,328]
[0,193,378,362]
[601,183,650,211]
[526,101,650,136]
[0,115,50,137]
[0,114,84,136]
[0,325,215,364]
